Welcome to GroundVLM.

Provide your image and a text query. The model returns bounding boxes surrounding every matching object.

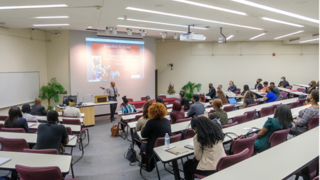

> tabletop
[57,112,85,118]
[0,121,81,132]
[278,87,308,96]
[293,84,310,88]
[36,116,83,123]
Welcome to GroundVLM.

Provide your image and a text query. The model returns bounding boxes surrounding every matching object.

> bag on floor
[124,144,136,166]
[111,122,119,137]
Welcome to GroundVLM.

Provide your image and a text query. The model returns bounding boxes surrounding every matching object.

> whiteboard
[0,72,40,109]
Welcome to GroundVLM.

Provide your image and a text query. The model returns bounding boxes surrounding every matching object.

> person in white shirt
[21,104,38,122]
[62,99,81,118]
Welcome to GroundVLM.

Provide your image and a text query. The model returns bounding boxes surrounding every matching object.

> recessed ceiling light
[33,24,69,27]
[231,0,319,23]
[274,30,304,39]
[87,26,93,28]
[117,25,186,33]
[299,38,319,43]
[0,4,67,10]
[262,17,304,27]
[126,7,263,30]
[172,0,246,15]
[117,17,207,30]
[249,33,266,40]
[35,16,69,19]
[226,35,234,40]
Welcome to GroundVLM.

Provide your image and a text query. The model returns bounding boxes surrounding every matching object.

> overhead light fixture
[33,24,69,27]
[299,38,319,43]
[105,27,110,34]
[139,29,146,37]
[35,16,69,19]
[117,25,186,33]
[127,28,132,35]
[0,4,67,10]
[126,7,263,30]
[172,0,246,15]
[262,17,304,27]
[162,32,167,39]
[117,17,207,30]
[274,30,304,39]
[249,33,266,40]
[226,35,234,40]
[173,33,179,39]
[218,37,224,43]
[112,27,117,35]
[231,0,319,24]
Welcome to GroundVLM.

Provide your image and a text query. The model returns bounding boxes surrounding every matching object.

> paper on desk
[68,135,76,141]
[243,127,259,131]
[189,141,194,147]
[28,123,36,127]
[0,157,11,166]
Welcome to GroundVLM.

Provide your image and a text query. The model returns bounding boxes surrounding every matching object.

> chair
[314,176,319,180]
[170,101,185,124]
[295,158,319,180]
[235,88,241,94]
[127,98,134,102]
[246,103,257,108]
[16,165,78,180]
[185,128,195,139]
[158,95,166,99]
[23,148,59,155]
[290,102,300,109]
[286,86,293,90]
[208,109,215,115]
[176,117,192,124]
[272,103,282,113]
[260,106,274,117]
[244,109,256,121]
[223,121,238,128]
[307,116,319,130]
[280,92,288,99]
[62,118,89,148]
[0,137,29,152]
[269,128,290,148]
[229,134,257,157]
[0,115,8,120]
[298,99,305,107]
[254,100,260,104]
[232,114,247,124]
[297,88,306,93]
[223,105,235,112]
[141,97,146,101]
[206,105,213,108]
[0,128,26,133]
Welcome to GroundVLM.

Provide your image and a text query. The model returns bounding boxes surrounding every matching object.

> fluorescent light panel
[226,35,234,40]
[262,17,304,27]
[250,33,266,40]
[118,17,206,30]
[172,0,246,15]
[274,30,304,39]
[35,16,69,19]
[33,24,69,26]
[231,0,319,23]
[299,38,319,43]
[126,7,263,30]
[117,25,186,33]
[0,4,67,10]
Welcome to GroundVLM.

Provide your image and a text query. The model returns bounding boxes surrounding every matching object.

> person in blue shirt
[121,96,136,114]
[4,106,30,133]
[263,86,277,103]
[227,81,237,93]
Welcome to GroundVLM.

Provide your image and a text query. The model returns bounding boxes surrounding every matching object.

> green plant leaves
[181,81,202,101]
[39,78,65,109]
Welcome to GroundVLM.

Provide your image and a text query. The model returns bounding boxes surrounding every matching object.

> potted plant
[39,78,65,110]
[181,81,202,101]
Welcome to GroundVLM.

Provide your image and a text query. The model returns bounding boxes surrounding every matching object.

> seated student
[278,76,290,88]
[227,81,237,93]
[181,97,190,111]
[307,81,317,94]
[30,98,47,116]
[270,82,283,99]
[33,111,69,154]
[121,96,137,114]
[240,84,250,96]
[254,105,293,152]
[209,99,228,125]
[216,90,228,104]
[4,106,30,133]
[242,91,254,108]
[141,103,172,171]
[170,101,185,124]
[217,85,222,91]
[145,95,151,102]
[134,100,153,148]
[206,83,216,100]
[183,116,226,180]
[255,78,263,90]
[263,87,277,103]
[21,104,37,122]
[156,97,167,109]
[178,91,185,102]
[62,99,81,118]
[261,81,269,93]
[199,94,206,103]
[187,94,205,118]
[291,90,319,133]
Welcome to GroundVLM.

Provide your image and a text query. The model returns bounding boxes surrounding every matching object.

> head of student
[191,116,224,149]
[148,102,167,120]
[69,98,76,107]
[145,95,150,102]
[217,85,222,91]
[274,105,293,129]
[229,81,234,87]
[257,78,262,84]
[5,106,23,128]
[270,82,275,87]
[35,98,42,105]
[179,91,185,98]
[212,99,223,110]
[209,83,213,89]
[241,84,250,95]
[142,100,153,119]
[47,111,59,124]
[156,97,165,104]
[266,86,274,93]
[244,91,254,104]
[309,80,316,88]
[199,94,204,102]
[308,90,319,105]
[21,104,31,114]
[281,76,286,82]
[122,96,129,105]
[192,94,200,103]
[180,97,190,110]
[263,81,268,87]
[110,81,115,87]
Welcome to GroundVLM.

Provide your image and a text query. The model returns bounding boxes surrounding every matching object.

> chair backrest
[0,137,29,152]
[222,121,238,128]
[223,105,235,112]
[289,102,300,109]
[0,123,4,129]
[269,128,290,148]
[0,128,26,133]
[208,109,216,115]
[0,115,8,120]
[154,133,182,147]
[313,176,319,180]
[297,99,305,107]
[127,98,134,102]
[176,117,192,124]
[62,118,81,126]
[216,148,250,171]
[231,134,257,157]
[133,115,143,122]
[272,103,282,113]
[158,95,166,99]
[286,86,293,90]
[16,165,63,180]
[141,97,146,101]
[23,149,59,155]
[65,127,73,135]
[246,103,256,108]
[307,116,319,130]
[297,88,306,93]
[280,92,288,99]
[254,100,260,104]
[243,109,256,121]
[232,114,247,124]
[170,110,185,124]
[184,128,195,139]
[235,88,241,94]
[260,106,274,117]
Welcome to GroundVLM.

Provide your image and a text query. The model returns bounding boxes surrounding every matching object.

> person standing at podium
[105,81,120,121]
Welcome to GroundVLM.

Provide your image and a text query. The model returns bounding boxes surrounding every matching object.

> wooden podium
[94,95,109,103]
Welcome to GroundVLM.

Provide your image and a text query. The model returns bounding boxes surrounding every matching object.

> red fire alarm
[273,53,276,56]
[162,38,164,42]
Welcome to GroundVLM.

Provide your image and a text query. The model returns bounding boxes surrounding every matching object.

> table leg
[130,128,134,146]
[172,159,181,180]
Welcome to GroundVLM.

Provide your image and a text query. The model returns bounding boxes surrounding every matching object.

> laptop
[228,98,242,106]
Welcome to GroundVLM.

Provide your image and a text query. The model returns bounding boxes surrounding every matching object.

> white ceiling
[0,0,318,44]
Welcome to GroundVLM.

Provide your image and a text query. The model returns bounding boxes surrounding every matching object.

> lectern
[94,95,109,103]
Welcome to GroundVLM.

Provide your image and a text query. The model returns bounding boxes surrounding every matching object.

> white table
[278,87,309,96]
[203,126,319,180]
[36,116,83,123]
[159,94,180,98]
[0,121,81,132]
[293,84,310,88]
[57,112,85,118]
[251,89,267,96]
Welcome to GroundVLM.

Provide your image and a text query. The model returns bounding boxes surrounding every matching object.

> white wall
[156,41,319,94]
[0,28,47,114]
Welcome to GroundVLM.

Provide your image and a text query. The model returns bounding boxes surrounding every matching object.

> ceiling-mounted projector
[180,25,206,41]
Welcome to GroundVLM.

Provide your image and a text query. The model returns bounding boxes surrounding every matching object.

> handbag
[110,122,119,137]
[226,129,257,155]
[124,144,137,166]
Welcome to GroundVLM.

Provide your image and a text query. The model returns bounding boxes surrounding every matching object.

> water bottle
[164,133,170,148]
[53,107,56,111]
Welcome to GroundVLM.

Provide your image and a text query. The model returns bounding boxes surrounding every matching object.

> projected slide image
[86,38,144,82]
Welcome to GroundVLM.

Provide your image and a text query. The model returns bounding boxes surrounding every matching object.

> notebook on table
[68,135,76,141]
[165,147,188,155]
[0,158,11,166]
[228,98,242,106]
